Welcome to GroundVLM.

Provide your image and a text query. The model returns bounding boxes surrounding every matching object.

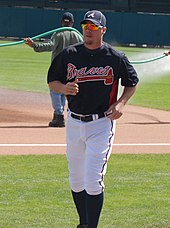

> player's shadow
[125,121,170,125]
[123,111,170,125]
[0,125,49,128]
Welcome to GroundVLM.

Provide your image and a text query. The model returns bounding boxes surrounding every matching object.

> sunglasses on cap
[81,23,102,31]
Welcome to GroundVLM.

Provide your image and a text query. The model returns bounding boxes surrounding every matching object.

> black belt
[71,113,105,122]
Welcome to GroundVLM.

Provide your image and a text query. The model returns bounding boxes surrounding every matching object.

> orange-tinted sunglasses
[81,23,102,31]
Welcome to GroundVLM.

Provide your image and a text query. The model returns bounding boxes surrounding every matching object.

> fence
[0,3,170,46]
[0,0,170,13]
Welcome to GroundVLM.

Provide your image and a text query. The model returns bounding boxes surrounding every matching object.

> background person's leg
[49,89,65,127]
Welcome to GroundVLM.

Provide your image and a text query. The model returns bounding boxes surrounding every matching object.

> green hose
[0,27,83,47]
[0,27,169,64]
[130,53,166,64]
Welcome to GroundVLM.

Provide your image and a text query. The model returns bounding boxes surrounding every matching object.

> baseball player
[48,10,139,228]
[25,12,83,127]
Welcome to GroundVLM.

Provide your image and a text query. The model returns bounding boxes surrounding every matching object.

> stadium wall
[0,7,170,46]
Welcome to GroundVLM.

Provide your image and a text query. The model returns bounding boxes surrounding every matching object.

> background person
[25,12,83,127]
[48,10,139,228]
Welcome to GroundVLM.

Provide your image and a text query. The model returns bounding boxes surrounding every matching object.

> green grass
[129,74,170,110]
[0,154,169,228]
[0,41,50,93]
[119,46,170,110]
[0,41,170,110]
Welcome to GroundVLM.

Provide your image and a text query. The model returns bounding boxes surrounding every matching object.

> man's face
[81,21,106,48]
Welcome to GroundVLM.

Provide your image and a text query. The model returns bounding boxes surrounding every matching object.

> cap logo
[87,12,95,18]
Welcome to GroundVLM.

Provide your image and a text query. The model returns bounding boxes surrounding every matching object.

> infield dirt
[0,88,170,155]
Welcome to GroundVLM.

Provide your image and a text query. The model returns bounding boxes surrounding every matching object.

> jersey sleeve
[47,51,67,84]
[33,34,55,52]
[119,54,139,87]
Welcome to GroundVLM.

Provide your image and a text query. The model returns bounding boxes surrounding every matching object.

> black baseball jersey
[47,42,139,115]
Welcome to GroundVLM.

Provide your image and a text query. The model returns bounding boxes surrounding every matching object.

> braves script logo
[67,63,114,85]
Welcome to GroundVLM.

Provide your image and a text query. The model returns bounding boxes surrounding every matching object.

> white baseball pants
[66,112,116,195]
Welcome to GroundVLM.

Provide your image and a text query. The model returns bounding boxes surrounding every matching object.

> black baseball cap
[80,10,106,27]
[62,12,74,23]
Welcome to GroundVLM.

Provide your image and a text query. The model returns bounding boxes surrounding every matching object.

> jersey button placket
[89,54,93,67]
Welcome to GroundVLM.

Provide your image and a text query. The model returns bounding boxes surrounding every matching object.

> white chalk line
[0,143,170,147]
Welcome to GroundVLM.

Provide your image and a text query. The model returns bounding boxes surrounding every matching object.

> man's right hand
[24,38,34,47]
[64,79,79,96]
[48,79,79,96]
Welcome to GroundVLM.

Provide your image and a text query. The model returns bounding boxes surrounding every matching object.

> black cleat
[48,114,65,127]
